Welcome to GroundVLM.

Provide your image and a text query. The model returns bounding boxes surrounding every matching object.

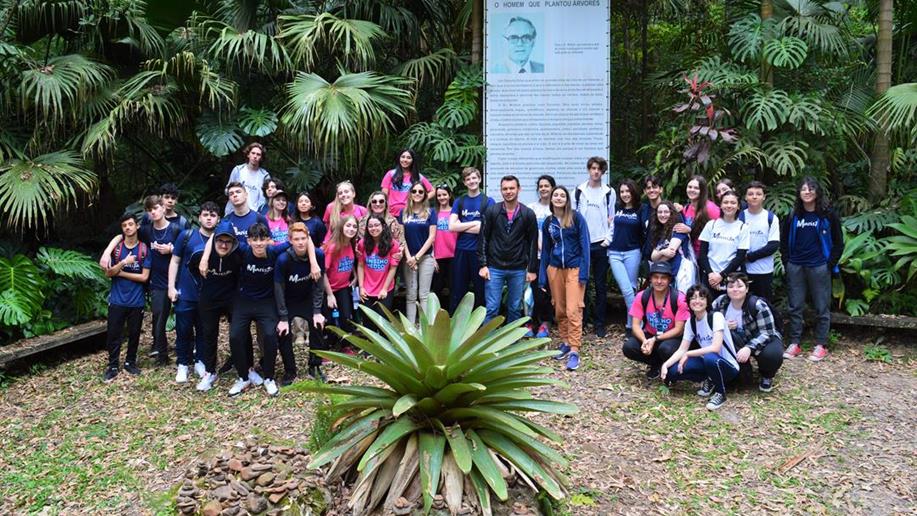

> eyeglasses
[411,190,426,194]
[371,199,386,204]
[216,239,233,245]
[504,34,534,44]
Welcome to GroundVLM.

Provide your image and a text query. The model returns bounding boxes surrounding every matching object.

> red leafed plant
[673,75,739,165]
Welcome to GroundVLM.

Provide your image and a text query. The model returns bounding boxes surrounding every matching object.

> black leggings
[734,332,784,379]
[747,273,774,301]
[326,287,355,350]
[283,302,327,370]
[198,298,232,374]
[431,257,452,307]
[621,334,682,370]
[106,305,143,368]
[532,285,553,327]
[229,300,278,380]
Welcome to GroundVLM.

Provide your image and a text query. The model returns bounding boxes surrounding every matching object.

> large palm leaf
[280,70,413,158]
[205,20,290,73]
[19,54,114,126]
[867,83,917,141]
[0,150,97,231]
[277,12,385,70]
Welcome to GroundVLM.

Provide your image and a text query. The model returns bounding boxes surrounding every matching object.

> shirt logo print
[337,256,354,273]
[366,254,389,271]
[646,311,673,333]
[437,217,450,231]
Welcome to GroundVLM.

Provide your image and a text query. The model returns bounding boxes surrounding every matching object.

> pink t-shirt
[324,242,356,291]
[357,239,401,297]
[322,203,368,243]
[433,209,457,260]
[628,289,691,336]
[682,200,720,255]
[381,169,433,217]
[267,216,289,244]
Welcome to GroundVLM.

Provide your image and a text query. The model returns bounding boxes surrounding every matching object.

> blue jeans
[485,268,527,324]
[609,248,642,329]
[174,299,203,366]
[666,353,739,395]
[786,262,832,346]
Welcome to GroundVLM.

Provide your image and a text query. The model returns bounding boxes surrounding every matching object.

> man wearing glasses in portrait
[492,16,544,74]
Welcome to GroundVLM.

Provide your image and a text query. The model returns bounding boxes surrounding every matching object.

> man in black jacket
[478,175,539,324]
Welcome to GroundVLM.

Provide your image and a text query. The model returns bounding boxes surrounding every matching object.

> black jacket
[477,202,539,273]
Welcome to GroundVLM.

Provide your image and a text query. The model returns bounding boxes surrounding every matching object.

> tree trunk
[760,0,774,86]
[471,0,482,65]
[870,0,893,200]
[640,0,649,144]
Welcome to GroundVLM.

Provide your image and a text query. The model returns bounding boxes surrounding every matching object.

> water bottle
[331,308,340,326]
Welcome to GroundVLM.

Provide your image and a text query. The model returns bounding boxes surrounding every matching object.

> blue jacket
[539,212,591,287]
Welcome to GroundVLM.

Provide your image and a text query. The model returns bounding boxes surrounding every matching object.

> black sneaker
[103,367,119,382]
[645,366,660,380]
[595,325,607,338]
[218,361,234,375]
[155,355,169,366]
[759,377,774,393]
[697,378,714,397]
[706,392,726,410]
[124,363,141,376]
[280,372,297,387]
[307,365,326,383]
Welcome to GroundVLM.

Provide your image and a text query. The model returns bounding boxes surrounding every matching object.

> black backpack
[690,311,738,361]
[574,187,613,213]
[743,294,784,338]
[640,287,679,320]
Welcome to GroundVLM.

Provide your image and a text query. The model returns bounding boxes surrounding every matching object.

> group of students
[100,143,844,408]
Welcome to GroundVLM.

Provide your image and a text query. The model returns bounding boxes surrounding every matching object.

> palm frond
[237,106,278,137]
[0,150,97,231]
[205,21,290,73]
[19,54,114,126]
[280,71,413,158]
[394,48,458,91]
[867,83,917,138]
[277,12,385,70]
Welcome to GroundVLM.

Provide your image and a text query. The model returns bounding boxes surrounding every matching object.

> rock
[246,494,269,514]
[251,462,272,472]
[240,467,259,481]
[230,480,250,496]
[179,487,197,497]
[267,491,287,504]
[221,508,239,516]
[228,458,244,472]
[512,501,537,515]
[202,500,222,516]
[392,497,413,515]
[256,472,275,487]
[432,494,447,510]
[212,485,235,501]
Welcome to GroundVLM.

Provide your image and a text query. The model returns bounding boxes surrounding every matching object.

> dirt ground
[0,320,914,515]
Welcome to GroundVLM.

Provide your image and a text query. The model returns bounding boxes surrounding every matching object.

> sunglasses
[411,190,426,194]
[371,199,386,204]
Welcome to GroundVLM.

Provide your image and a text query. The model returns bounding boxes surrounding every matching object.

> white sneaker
[248,369,264,386]
[175,365,189,384]
[194,361,206,379]
[228,378,250,396]
[196,373,216,392]
[264,379,278,396]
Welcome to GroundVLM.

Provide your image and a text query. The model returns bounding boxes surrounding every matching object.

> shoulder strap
[605,190,612,208]
[669,287,678,315]
[179,229,194,255]
[738,210,746,223]
[640,288,651,314]
[574,188,582,209]
[767,210,774,227]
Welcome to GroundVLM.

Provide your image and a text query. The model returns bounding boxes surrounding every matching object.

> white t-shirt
[700,218,750,273]
[683,311,739,370]
[742,209,780,274]
[725,303,744,331]
[528,200,553,250]
[574,183,616,244]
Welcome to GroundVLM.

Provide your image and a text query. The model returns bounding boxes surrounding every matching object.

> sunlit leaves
[763,36,808,68]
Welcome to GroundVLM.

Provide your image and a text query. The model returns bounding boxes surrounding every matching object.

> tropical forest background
[0,0,914,344]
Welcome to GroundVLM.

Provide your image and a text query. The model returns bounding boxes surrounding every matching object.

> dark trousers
[149,288,172,356]
[786,263,832,346]
[229,300,279,380]
[666,353,739,395]
[174,299,203,366]
[364,295,394,335]
[106,304,143,368]
[198,298,232,374]
[326,287,355,351]
[532,284,553,326]
[431,257,452,307]
[450,249,485,312]
[621,334,682,370]
[747,273,774,301]
[734,332,784,379]
[589,243,609,328]
[283,302,327,371]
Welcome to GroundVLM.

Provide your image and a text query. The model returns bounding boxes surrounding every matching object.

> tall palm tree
[869,0,893,199]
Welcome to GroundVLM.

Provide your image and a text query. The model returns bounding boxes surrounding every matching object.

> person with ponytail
[674,175,720,257]
[381,149,434,217]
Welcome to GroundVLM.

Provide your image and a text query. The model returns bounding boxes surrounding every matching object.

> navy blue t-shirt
[790,212,825,267]
[172,229,209,303]
[399,209,437,255]
[226,210,269,245]
[238,242,291,300]
[190,244,243,304]
[275,248,325,304]
[139,222,181,290]
[451,194,495,252]
[302,217,327,249]
[610,207,644,252]
[109,242,151,308]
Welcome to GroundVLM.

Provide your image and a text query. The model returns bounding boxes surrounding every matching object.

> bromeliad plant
[293,293,577,515]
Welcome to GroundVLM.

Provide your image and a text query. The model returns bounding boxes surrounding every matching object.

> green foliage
[763,36,808,69]
[196,112,244,158]
[291,293,576,513]
[867,83,917,141]
[863,345,892,364]
[884,215,917,281]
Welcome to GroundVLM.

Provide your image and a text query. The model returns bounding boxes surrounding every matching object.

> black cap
[648,261,673,277]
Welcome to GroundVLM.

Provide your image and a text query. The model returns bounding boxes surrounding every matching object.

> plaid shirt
[711,295,781,354]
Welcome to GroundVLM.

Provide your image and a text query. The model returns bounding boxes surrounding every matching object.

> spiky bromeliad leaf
[0,151,98,231]
[307,293,576,509]
[763,36,808,69]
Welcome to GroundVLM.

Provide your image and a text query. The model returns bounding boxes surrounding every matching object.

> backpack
[737,209,774,227]
[113,241,149,266]
[640,287,679,320]
[787,213,839,274]
[743,294,784,339]
[690,311,738,361]
[177,228,195,257]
